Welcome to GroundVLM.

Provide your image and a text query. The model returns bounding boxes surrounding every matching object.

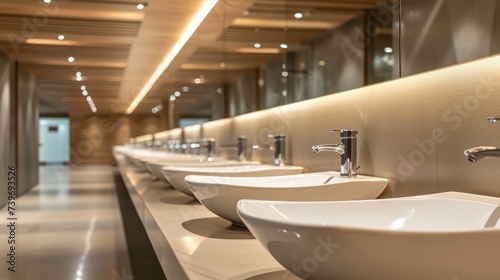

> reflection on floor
[0,165,132,280]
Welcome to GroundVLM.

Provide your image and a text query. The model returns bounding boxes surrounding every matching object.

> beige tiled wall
[147,54,500,198]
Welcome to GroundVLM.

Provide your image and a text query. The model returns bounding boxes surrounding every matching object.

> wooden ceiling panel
[0,0,383,116]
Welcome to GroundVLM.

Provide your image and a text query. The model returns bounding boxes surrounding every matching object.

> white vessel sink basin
[146,159,259,183]
[237,197,500,280]
[161,164,303,197]
[125,151,173,168]
[185,171,387,226]
[125,150,194,169]
[138,155,203,174]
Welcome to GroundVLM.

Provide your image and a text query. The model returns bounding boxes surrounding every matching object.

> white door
[39,118,70,164]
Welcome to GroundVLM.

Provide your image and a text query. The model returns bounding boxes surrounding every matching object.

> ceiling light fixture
[126,0,218,114]
[169,95,176,102]
[58,35,65,40]
[137,3,145,10]
[280,44,288,49]
[254,43,261,48]
[294,12,303,19]
[76,76,82,81]
[86,96,92,102]
[151,104,163,113]
[44,0,51,3]
[76,71,81,77]
[82,90,88,96]
[182,86,189,92]
[194,78,201,84]
[68,56,74,62]
[81,85,86,90]
[174,91,181,97]
[384,47,393,53]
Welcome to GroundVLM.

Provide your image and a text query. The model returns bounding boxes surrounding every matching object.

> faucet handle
[267,134,286,140]
[329,129,358,138]
[487,117,500,123]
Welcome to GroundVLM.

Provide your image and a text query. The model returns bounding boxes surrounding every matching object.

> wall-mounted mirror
[163,0,500,127]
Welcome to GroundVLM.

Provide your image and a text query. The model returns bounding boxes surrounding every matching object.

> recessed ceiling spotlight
[194,78,201,84]
[169,95,176,102]
[81,85,86,90]
[294,12,303,19]
[220,62,226,68]
[384,47,393,53]
[76,76,82,81]
[137,3,145,10]
[58,35,65,40]
[254,43,261,48]
[282,71,289,77]
[82,90,88,96]
[68,56,75,63]
[86,96,92,102]
[318,60,326,66]
[44,0,51,3]
[76,71,81,77]
[216,88,223,94]
[182,86,189,92]
[280,44,288,49]
[174,91,181,97]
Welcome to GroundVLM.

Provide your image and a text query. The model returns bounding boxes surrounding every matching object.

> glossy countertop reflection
[0,165,132,280]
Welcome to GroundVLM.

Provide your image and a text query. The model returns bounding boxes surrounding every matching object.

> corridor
[0,165,132,280]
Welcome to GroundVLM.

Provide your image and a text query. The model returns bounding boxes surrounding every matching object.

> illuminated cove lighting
[126,0,219,114]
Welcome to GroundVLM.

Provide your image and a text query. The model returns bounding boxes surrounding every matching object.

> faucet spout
[464,146,500,162]
[312,144,345,155]
[312,129,357,177]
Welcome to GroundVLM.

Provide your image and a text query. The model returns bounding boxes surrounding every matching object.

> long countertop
[116,154,301,280]
[115,153,500,280]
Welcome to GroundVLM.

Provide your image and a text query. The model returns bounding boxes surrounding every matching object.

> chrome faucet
[464,118,500,162]
[312,129,358,177]
[252,134,286,166]
[220,136,248,161]
[191,138,216,160]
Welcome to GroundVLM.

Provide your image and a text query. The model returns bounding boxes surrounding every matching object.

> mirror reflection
[214,0,398,119]
[173,0,500,127]
[401,0,500,76]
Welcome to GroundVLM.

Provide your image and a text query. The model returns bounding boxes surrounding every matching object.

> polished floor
[0,165,133,280]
